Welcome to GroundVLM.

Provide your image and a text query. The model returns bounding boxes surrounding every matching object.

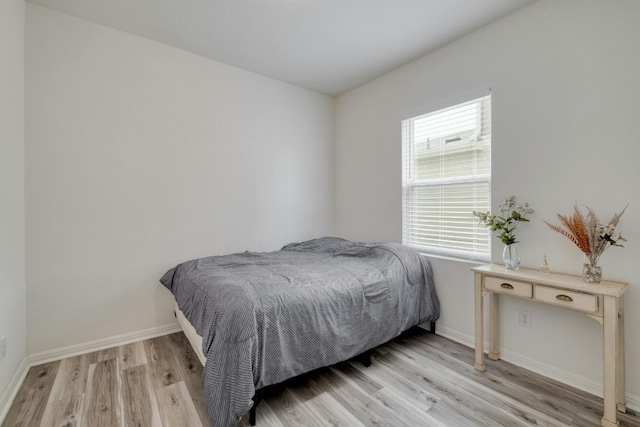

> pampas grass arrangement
[545,203,628,267]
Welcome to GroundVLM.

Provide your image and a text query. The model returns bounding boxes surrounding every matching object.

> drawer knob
[500,283,514,289]
[556,294,573,302]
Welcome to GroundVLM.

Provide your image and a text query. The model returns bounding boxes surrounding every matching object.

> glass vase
[583,263,602,283]
[503,244,520,270]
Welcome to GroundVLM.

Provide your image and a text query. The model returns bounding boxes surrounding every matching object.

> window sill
[417,251,489,265]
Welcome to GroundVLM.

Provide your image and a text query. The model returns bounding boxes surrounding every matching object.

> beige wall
[25,5,334,354]
[335,0,640,408]
[0,0,26,405]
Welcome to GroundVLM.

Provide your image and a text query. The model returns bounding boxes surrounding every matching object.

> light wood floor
[3,327,639,427]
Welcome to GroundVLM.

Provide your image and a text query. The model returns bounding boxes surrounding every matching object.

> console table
[471,264,628,427]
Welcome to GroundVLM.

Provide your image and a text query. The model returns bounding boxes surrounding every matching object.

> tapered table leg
[616,296,626,413]
[488,293,500,360]
[601,295,619,427]
[474,272,486,372]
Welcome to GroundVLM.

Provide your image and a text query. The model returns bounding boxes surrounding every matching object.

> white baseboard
[0,322,182,424]
[28,323,182,367]
[627,394,640,413]
[0,358,30,424]
[435,324,640,412]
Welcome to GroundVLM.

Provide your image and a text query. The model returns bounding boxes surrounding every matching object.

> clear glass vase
[583,263,602,283]
[503,244,520,270]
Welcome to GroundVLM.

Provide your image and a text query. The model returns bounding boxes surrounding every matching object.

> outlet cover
[0,336,6,360]
[519,309,532,328]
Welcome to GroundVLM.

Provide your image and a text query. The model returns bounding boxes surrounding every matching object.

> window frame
[401,91,492,262]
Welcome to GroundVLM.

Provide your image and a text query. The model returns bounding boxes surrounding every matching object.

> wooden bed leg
[250,390,262,426]
[430,321,436,334]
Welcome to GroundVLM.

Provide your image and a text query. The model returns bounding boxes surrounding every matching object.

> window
[402,93,491,260]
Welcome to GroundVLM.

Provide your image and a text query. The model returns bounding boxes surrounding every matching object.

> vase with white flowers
[473,196,534,270]
[545,203,627,283]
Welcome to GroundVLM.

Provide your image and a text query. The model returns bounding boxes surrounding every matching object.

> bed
[160,237,440,427]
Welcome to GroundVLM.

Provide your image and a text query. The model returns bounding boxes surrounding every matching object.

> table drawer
[484,276,532,298]
[534,285,598,313]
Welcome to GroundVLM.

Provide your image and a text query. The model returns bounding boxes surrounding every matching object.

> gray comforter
[160,237,439,427]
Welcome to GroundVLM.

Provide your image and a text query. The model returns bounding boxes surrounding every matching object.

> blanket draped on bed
[160,237,439,427]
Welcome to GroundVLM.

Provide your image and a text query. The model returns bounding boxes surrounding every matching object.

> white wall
[0,0,26,402]
[335,0,640,407]
[25,5,334,354]
[19,0,640,411]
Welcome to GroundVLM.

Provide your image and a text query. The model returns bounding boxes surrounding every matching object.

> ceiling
[27,0,535,96]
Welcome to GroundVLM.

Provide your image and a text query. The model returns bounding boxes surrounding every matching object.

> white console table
[471,264,628,427]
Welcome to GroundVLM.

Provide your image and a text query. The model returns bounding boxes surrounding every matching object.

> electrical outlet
[519,309,532,328]
[0,336,6,360]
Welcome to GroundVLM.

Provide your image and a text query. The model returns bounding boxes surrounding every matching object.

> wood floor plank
[304,365,399,426]
[119,341,148,371]
[40,395,84,427]
[82,359,122,427]
[46,355,89,404]
[369,387,447,427]
[85,347,119,365]
[426,398,497,426]
[303,392,366,427]
[121,364,162,427]
[278,372,324,403]
[349,353,439,414]
[455,376,569,427]
[165,332,211,427]
[264,386,323,427]
[330,361,383,395]
[155,381,204,427]
[381,340,468,386]
[390,335,475,374]
[143,335,182,390]
[1,361,60,427]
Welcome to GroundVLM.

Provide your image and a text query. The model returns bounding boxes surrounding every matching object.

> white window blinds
[402,94,491,260]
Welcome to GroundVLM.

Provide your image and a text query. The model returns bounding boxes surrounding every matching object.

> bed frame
[174,303,436,426]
